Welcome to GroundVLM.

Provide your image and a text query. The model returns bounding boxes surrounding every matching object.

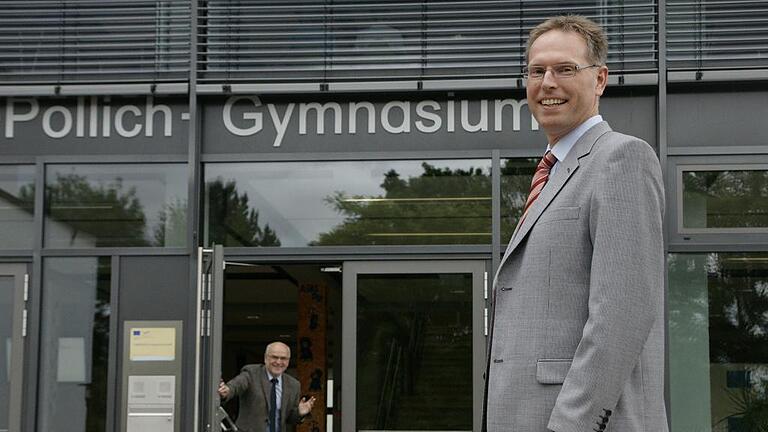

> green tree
[23,173,149,247]
[684,171,768,228]
[500,158,538,240]
[154,197,188,247]
[205,179,281,246]
[313,162,493,246]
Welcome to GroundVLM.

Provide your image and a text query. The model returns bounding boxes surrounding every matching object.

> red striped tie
[517,151,557,228]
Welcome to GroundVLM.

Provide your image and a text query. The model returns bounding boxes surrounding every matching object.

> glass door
[342,261,485,432]
[195,246,224,432]
[0,264,26,432]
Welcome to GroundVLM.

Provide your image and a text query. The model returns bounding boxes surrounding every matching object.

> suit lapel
[260,365,273,412]
[497,122,612,273]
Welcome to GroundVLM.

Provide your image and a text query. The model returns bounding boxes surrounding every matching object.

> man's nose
[541,69,558,88]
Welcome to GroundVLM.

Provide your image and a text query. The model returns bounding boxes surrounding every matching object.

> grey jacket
[225,364,303,432]
[484,122,668,432]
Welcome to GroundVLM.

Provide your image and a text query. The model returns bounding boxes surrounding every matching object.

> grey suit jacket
[484,122,668,432]
[225,364,303,432]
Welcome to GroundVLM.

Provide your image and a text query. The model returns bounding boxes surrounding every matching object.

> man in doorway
[219,341,316,432]
[484,16,668,432]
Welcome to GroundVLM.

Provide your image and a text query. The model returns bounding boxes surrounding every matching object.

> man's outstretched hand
[217,381,230,399]
[298,395,316,416]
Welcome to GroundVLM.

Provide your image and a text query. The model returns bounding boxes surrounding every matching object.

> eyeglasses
[522,63,600,80]
[267,354,289,362]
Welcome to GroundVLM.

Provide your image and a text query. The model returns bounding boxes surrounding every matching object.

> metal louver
[197,0,658,90]
[0,0,191,86]
[667,0,768,78]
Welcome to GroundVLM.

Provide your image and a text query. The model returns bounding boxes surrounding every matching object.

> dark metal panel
[118,255,191,432]
[118,256,190,320]
[491,149,501,282]
[40,248,188,256]
[25,255,41,432]
[668,91,768,148]
[107,255,120,432]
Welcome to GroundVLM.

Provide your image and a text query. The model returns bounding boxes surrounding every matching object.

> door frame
[1,263,27,432]
[341,260,486,432]
[195,246,225,432]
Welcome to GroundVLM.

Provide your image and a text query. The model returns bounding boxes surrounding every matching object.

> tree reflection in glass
[708,254,768,431]
[0,165,35,249]
[203,160,493,247]
[683,170,768,229]
[670,253,768,431]
[500,158,538,243]
[315,162,491,245]
[42,173,148,247]
[204,179,281,247]
[41,165,187,248]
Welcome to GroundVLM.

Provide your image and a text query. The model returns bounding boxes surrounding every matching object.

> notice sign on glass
[129,327,175,361]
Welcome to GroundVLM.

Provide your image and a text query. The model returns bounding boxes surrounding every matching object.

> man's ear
[595,65,608,96]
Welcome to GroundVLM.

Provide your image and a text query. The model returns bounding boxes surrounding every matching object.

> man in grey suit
[484,16,668,432]
[219,341,316,432]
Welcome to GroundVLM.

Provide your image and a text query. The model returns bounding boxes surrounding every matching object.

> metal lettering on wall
[219,96,539,148]
[1,94,656,155]
[204,95,547,154]
[1,96,188,156]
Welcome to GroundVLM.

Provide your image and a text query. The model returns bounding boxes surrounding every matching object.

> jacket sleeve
[225,365,254,402]
[547,137,665,431]
[284,378,305,425]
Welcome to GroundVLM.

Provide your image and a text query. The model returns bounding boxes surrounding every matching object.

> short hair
[526,15,608,66]
[265,341,291,357]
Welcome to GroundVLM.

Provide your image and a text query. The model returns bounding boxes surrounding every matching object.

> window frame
[668,155,768,250]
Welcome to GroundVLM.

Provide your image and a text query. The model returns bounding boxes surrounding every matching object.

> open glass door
[0,264,27,432]
[195,246,225,432]
[342,261,485,432]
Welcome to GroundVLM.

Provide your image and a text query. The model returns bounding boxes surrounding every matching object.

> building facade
[1,1,767,432]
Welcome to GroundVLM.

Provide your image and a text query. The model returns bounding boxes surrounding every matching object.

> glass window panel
[0,165,35,249]
[204,160,491,247]
[683,170,768,229]
[0,276,13,431]
[44,164,187,247]
[669,253,768,431]
[500,158,538,244]
[38,257,111,432]
[356,273,473,430]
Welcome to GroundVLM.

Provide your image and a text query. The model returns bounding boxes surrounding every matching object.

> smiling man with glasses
[483,15,668,432]
[218,341,316,432]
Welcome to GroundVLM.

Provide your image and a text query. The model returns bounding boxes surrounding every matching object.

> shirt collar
[266,371,282,384]
[546,115,603,163]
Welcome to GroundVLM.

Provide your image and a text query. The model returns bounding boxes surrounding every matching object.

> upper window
[681,167,768,232]
[44,164,187,248]
[0,165,35,249]
[203,160,492,247]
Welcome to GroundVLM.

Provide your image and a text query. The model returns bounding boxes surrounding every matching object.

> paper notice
[130,327,175,361]
[57,337,86,382]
